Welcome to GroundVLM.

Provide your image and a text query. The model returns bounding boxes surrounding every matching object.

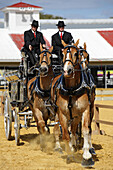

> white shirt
[31,29,36,36]
[59,31,64,37]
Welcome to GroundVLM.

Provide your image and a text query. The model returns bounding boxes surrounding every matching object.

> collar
[31,29,36,34]
[59,31,64,36]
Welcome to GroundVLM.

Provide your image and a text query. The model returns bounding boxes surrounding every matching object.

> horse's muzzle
[40,66,48,75]
[64,68,73,76]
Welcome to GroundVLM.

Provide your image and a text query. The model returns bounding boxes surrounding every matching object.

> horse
[78,41,96,156]
[27,45,56,150]
[51,40,96,167]
[63,40,96,149]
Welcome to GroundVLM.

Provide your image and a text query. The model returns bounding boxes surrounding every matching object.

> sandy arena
[0,100,113,170]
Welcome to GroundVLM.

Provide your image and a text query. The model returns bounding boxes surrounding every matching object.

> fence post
[94,106,100,134]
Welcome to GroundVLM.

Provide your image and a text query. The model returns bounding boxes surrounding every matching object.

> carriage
[3,49,63,145]
[3,41,96,167]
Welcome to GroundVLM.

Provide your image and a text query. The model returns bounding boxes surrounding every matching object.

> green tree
[40,12,65,19]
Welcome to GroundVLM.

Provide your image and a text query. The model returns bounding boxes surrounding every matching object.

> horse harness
[53,45,96,122]
[29,76,56,119]
[28,49,56,118]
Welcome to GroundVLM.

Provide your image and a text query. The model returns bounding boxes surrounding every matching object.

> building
[0,2,113,89]
[1,2,43,31]
[0,2,49,69]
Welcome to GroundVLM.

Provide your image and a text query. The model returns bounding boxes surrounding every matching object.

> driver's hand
[29,45,32,51]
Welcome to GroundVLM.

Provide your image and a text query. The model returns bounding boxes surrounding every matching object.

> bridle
[63,45,79,67]
[39,50,52,67]
[79,47,89,66]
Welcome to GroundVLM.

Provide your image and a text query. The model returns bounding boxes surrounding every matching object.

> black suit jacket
[52,31,74,56]
[24,29,45,55]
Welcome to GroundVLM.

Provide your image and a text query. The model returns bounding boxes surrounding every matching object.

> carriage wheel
[4,96,12,140]
[14,108,20,145]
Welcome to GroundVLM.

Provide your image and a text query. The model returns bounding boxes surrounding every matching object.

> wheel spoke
[4,96,12,140]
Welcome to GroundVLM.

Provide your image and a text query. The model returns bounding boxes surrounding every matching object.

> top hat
[31,20,39,28]
[56,21,66,27]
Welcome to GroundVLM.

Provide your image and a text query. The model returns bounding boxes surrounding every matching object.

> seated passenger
[23,20,46,67]
[51,21,74,62]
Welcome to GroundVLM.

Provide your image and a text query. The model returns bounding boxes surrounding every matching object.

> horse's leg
[82,105,94,167]
[53,113,62,153]
[33,105,47,150]
[29,103,40,132]
[59,110,75,163]
[89,102,96,155]
[70,119,80,152]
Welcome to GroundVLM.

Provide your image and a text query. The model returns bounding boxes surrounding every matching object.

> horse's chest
[57,94,89,116]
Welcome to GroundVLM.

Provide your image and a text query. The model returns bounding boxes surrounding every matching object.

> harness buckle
[68,103,72,109]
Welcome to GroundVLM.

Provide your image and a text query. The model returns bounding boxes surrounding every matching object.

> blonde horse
[51,40,95,167]
[27,46,55,149]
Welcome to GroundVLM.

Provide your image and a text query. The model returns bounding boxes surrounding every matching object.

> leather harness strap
[68,95,73,120]
[53,69,96,121]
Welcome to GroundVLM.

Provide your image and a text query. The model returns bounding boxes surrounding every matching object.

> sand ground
[0,100,113,170]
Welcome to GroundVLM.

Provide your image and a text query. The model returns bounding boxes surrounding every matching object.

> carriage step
[45,104,51,107]
[48,122,60,126]
[18,111,32,115]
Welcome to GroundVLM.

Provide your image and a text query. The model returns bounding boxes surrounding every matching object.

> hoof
[66,155,75,164]
[81,158,94,167]
[54,147,63,154]
[89,148,96,155]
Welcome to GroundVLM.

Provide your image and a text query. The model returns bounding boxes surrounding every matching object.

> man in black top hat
[24,20,46,66]
[52,21,74,58]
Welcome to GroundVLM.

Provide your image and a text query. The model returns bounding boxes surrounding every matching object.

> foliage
[40,12,65,19]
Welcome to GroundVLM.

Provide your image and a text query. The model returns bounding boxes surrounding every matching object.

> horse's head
[79,43,89,69]
[62,39,79,78]
[39,45,53,76]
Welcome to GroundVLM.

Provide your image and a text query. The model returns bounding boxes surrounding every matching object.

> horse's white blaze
[82,56,86,69]
[64,52,70,72]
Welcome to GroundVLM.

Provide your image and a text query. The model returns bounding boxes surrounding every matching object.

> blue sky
[0,0,113,19]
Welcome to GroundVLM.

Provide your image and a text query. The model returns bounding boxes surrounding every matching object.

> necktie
[34,32,36,38]
[60,32,62,40]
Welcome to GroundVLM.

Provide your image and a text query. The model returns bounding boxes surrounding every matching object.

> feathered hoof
[81,158,94,167]
[89,148,96,155]
[54,147,63,154]
[66,155,75,164]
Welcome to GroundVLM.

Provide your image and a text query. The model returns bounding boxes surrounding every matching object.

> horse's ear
[49,46,53,53]
[84,42,86,50]
[61,40,68,47]
[40,44,43,52]
[74,39,79,47]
